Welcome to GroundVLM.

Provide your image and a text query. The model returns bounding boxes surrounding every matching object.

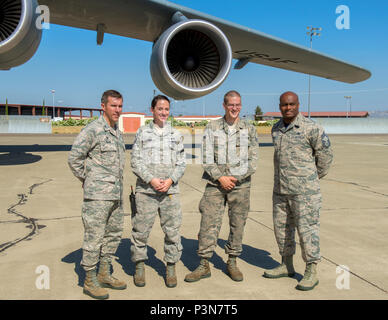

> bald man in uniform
[264,91,333,291]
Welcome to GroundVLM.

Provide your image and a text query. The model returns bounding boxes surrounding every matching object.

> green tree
[42,98,46,116]
[5,98,8,116]
[255,105,263,121]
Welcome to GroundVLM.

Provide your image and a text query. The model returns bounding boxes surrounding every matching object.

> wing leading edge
[39,0,371,83]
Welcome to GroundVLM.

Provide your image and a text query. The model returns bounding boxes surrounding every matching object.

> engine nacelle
[0,0,42,70]
[150,19,232,100]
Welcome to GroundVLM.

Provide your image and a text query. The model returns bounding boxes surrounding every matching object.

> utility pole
[344,96,352,118]
[51,89,55,119]
[307,26,322,118]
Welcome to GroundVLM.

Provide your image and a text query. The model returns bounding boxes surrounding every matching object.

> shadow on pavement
[259,143,274,147]
[0,143,271,154]
[62,239,171,287]
[115,238,165,279]
[0,144,133,152]
[0,152,42,165]
[61,248,84,287]
[181,236,225,274]
[217,239,280,272]
[180,236,282,277]
[61,236,292,287]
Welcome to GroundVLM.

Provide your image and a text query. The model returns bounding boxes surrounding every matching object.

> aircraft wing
[39,0,371,83]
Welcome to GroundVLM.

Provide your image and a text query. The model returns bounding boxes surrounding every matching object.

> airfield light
[306,27,322,119]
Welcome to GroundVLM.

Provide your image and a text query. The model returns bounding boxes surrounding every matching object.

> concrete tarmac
[0,133,387,300]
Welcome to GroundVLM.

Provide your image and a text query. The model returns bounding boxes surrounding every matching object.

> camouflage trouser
[81,199,124,271]
[197,184,250,258]
[272,192,322,263]
[131,192,183,264]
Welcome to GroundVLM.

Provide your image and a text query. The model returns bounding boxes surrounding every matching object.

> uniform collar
[100,115,118,135]
[280,112,302,132]
[221,116,244,133]
[148,120,172,135]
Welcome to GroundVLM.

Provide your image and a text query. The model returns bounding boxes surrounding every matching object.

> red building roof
[263,111,369,118]
[144,115,222,119]
[174,115,222,118]
[121,112,146,115]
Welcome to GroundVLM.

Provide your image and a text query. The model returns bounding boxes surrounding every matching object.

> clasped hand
[150,178,173,193]
[218,176,237,191]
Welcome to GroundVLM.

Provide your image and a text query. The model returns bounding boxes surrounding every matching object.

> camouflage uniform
[272,113,333,263]
[198,117,259,258]
[68,115,126,271]
[130,121,186,263]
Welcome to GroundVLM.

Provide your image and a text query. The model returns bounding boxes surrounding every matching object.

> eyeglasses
[226,103,242,108]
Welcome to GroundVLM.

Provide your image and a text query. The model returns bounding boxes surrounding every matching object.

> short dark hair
[101,90,123,105]
[151,94,170,109]
[223,90,241,104]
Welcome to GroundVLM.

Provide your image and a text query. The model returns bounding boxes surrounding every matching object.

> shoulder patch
[321,132,331,148]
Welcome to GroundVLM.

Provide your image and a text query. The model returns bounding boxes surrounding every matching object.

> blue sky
[1,0,387,117]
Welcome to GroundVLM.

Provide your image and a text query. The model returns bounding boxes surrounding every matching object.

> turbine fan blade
[166,29,220,88]
[0,0,22,42]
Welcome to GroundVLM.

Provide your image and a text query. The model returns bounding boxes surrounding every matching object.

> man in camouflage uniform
[68,90,126,299]
[130,95,186,288]
[185,90,259,283]
[263,91,333,291]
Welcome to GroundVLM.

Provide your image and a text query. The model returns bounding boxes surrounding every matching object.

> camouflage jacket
[202,117,259,189]
[68,116,126,200]
[131,121,186,194]
[272,113,333,195]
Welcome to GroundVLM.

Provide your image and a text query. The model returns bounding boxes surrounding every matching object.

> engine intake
[151,19,232,100]
[0,0,42,70]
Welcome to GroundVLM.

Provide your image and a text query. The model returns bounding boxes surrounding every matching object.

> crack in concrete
[326,178,388,198]
[0,179,53,254]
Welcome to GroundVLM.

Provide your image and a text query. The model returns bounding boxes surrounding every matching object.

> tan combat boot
[184,258,211,282]
[165,263,177,288]
[97,260,127,290]
[226,256,243,282]
[83,269,109,300]
[296,262,319,291]
[134,261,146,287]
[263,255,295,279]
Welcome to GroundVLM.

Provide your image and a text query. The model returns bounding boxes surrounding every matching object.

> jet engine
[0,0,42,70]
[150,19,232,100]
